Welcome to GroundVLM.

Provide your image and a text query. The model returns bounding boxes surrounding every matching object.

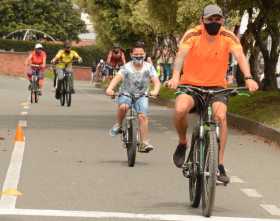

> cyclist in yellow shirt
[51,40,82,99]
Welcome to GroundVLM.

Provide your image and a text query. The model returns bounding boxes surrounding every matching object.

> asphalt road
[0,75,279,221]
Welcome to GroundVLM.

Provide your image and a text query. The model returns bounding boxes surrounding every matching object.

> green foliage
[0,0,87,40]
[0,39,104,66]
[229,90,280,127]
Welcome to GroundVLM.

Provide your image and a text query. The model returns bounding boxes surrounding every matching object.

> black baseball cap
[203,4,223,18]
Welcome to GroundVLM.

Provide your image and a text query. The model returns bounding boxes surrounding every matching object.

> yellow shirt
[54,49,81,69]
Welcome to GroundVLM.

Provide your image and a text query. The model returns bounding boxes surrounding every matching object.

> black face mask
[204,22,221,35]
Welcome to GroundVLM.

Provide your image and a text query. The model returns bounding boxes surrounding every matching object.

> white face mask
[131,53,146,65]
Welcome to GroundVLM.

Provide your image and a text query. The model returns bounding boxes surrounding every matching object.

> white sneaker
[109,123,122,137]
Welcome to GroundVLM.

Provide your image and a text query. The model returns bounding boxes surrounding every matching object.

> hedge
[0,39,104,67]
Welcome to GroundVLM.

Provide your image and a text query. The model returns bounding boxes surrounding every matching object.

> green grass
[228,90,280,128]
[158,86,176,100]
[97,80,280,128]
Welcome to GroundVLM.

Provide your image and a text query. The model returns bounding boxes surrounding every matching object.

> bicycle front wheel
[65,77,72,107]
[60,80,65,106]
[126,119,137,167]
[202,130,218,217]
[189,131,202,208]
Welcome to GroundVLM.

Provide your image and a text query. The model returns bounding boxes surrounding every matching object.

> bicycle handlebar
[110,92,157,99]
[30,64,41,68]
[177,85,248,97]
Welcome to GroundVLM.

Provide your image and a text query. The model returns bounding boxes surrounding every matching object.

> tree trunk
[262,57,278,90]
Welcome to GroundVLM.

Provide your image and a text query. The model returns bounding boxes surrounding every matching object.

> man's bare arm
[231,47,259,91]
[168,46,190,89]
[231,47,251,78]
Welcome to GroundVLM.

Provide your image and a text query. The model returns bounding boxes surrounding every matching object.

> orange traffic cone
[15,125,25,142]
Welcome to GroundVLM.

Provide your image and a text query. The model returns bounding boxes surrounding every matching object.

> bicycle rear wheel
[60,80,65,106]
[202,130,218,217]
[188,130,202,208]
[126,119,137,167]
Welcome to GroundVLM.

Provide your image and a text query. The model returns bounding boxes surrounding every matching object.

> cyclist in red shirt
[106,43,126,75]
[25,43,47,95]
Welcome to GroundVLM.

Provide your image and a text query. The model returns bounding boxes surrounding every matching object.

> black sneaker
[173,143,187,168]
[71,88,75,94]
[217,164,230,184]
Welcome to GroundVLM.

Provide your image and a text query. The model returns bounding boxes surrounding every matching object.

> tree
[0,0,87,40]
[221,0,280,90]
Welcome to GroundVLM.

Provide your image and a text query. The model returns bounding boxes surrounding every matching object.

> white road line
[23,106,29,110]
[20,112,28,116]
[241,188,262,198]
[0,126,26,209]
[0,208,278,221]
[260,204,280,216]
[230,176,245,183]
[18,120,27,128]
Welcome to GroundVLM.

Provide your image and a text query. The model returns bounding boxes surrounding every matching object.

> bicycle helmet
[35,43,43,49]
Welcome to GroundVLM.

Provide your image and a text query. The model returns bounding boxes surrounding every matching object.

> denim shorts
[117,95,149,116]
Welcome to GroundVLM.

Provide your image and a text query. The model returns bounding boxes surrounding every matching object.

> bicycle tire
[30,80,36,103]
[35,81,39,103]
[202,130,218,217]
[127,119,137,167]
[60,80,65,106]
[65,78,72,107]
[35,91,38,103]
[30,90,34,103]
[189,130,202,208]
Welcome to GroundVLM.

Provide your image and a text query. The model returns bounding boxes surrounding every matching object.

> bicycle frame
[121,95,140,145]
[194,91,220,174]
[31,69,40,89]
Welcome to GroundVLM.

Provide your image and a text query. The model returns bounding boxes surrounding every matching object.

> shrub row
[0,39,104,67]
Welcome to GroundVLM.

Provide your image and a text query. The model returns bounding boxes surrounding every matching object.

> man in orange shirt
[168,4,258,184]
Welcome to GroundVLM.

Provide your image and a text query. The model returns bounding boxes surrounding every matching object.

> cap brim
[204,13,224,18]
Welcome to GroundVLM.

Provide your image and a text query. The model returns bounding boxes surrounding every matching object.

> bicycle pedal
[182,167,190,178]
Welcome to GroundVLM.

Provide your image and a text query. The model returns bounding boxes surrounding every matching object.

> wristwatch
[244,76,253,80]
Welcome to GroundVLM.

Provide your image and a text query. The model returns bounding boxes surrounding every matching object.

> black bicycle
[30,64,41,104]
[115,92,149,167]
[177,85,248,217]
[58,69,72,107]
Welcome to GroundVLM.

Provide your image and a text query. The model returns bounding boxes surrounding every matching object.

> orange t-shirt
[179,25,242,88]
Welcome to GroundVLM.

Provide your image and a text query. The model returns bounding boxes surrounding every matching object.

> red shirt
[31,51,47,65]
[106,50,126,68]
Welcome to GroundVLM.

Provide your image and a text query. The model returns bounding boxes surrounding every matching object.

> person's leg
[173,94,195,167]
[138,113,148,143]
[110,95,131,136]
[212,100,230,183]
[174,94,195,144]
[135,97,153,152]
[163,64,168,82]
[38,70,44,95]
[165,64,171,81]
[55,68,64,99]
[27,68,32,90]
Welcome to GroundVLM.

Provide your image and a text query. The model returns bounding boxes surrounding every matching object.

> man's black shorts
[177,85,228,113]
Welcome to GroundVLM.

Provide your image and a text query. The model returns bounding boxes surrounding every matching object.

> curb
[227,113,280,145]
[95,84,280,145]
